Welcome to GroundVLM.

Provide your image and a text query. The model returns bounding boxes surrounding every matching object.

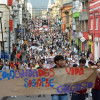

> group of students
[52,55,100,100]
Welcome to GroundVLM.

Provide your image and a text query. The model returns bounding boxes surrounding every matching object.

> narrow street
[0,0,100,100]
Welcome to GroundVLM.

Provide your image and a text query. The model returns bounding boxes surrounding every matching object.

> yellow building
[52,0,62,20]
[42,10,47,19]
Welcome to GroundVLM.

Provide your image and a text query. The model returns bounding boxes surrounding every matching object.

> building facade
[72,0,82,50]
[89,0,100,61]
[79,0,89,53]
[0,4,11,59]
[61,0,72,32]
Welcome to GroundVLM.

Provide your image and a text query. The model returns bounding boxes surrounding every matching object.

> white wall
[0,5,10,53]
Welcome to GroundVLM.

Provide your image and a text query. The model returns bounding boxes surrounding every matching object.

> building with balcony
[89,0,100,61]
[61,0,72,33]
[60,0,72,45]
[52,0,62,20]
[72,0,82,50]
[79,0,89,53]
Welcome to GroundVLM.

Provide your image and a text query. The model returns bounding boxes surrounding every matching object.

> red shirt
[93,76,100,90]
[17,53,21,59]
[10,63,14,68]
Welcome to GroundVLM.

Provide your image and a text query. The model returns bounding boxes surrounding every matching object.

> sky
[30,0,54,16]
[30,0,54,8]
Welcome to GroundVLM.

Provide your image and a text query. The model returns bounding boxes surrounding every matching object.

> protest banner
[0,67,96,96]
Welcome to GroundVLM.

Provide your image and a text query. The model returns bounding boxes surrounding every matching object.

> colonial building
[72,0,82,50]
[79,0,89,53]
[61,0,72,33]
[52,0,61,20]
[0,4,11,59]
[89,0,100,61]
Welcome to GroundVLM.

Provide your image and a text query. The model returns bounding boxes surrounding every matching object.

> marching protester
[71,58,87,100]
[51,55,69,100]
[92,60,100,100]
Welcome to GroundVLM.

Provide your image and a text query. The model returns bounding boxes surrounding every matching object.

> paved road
[0,95,92,100]
[0,95,51,100]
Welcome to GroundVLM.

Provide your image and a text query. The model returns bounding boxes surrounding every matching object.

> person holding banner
[71,58,87,100]
[51,55,69,100]
[92,60,100,100]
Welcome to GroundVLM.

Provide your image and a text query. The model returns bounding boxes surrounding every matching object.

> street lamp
[0,11,5,61]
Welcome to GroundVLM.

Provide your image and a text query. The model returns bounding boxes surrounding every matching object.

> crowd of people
[0,24,100,100]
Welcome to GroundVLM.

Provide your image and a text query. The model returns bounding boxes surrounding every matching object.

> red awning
[84,32,89,40]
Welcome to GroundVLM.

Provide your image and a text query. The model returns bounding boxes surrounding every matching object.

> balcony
[79,11,88,21]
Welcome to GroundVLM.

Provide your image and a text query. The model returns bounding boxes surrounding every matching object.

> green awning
[73,12,79,18]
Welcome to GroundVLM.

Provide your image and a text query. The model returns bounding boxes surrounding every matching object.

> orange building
[61,6,72,32]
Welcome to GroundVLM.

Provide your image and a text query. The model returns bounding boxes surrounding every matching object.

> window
[95,17,98,30]
[90,19,93,30]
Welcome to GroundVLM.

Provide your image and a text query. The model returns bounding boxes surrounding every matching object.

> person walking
[71,58,87,100]
[51,55,69,100]
[92,60,100,100]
